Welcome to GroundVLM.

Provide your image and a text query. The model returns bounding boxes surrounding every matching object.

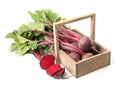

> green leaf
[29,41,38,50]
[9,41,38,56]
[28,11,39,22]
[9,42,17,52]
[17,36,31,43]
[17,22,44,35]
[28,9,65,23]
[5,32,13,38]
[27,22,44,31]
[35,10,48,23]
[15,44,30,56]
[5,31,20,43]
[17,24,31,35]
[45,9,59,23]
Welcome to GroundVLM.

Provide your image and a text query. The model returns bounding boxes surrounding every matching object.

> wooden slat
[91,14,96,40]
[54,13,95,26]
[53,24,60,63]
[76,51,110,77]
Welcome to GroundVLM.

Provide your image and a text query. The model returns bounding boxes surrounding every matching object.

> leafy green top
[6,9,65,56]
[28,9,65,23]
[6,22,44,56]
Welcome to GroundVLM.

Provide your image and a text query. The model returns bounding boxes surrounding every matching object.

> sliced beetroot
[46,64,61,75]
[52,68,65,79]
[40,55,55,70]
[52,68,65,77]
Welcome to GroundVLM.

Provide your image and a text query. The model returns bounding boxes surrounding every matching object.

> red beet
[52,68,65,79]
[52,68,65,76]
[68,52,81,62]
[82,53,93,59]
[64,50,71,54]
[40,55,55,70]
[90,46,100,55]
[46,64,61,75]
[78,36,92,52]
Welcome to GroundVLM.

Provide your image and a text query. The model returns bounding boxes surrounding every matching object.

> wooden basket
[53,13,110,78]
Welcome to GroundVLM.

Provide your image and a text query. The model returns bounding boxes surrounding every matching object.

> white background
[0,0,120,89]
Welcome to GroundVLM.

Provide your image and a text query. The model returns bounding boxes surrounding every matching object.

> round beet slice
[52,68,65,79]
[52,68,65,76]
[40,55,55,70]
[46,64,61,75]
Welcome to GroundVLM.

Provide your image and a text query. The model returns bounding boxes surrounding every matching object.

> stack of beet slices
[39,55,65,79]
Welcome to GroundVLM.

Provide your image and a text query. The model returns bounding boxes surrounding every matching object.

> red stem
[33,50,42,60]
[59,27,81,41]
[60,40,85,55]
[42,31,78,42]
[59,34,78,42]
[37,40,54,46]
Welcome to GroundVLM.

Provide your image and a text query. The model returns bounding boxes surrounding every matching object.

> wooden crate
[53,13,110,78]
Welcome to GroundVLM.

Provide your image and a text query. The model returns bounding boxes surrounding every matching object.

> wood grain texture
[53,24,60,63]
[91,14,96,40]
[59,50,77,76]
[76,50,110,77]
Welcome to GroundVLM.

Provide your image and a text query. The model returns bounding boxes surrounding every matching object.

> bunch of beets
[6,9,100,79]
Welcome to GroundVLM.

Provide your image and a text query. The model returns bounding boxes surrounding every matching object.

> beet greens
[6,9,99,61]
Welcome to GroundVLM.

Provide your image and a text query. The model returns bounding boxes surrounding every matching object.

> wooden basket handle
[53,13,96,63]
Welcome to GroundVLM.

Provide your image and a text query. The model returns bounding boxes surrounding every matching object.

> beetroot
[68,52,81,62]
[52,68,65,76]
[90,46,100,55]
[64,50,71,54]
[78,36,92,52]
[39,54,65,79]
[40,55,55,70]
[52,68,65,79]
[46,64,61,75]
[82,53,93,59]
